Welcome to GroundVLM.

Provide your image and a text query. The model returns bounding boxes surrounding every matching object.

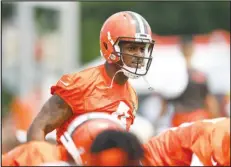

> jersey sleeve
[142,118,230,166]
[2,141,66,166]
[141,129,192,166]
[2,143,26,166]
[187,118,230,166]
[208,118,230,166]
[50,73,85,113]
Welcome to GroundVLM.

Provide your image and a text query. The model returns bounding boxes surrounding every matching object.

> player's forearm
[141,138,163,166]
[209,104,219,118]
[27,125,46,141]
[205,95,220,117]
[160,99,167,117]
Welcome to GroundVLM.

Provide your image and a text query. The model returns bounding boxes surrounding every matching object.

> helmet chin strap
[122,68,140,79]
[119,57,140,79]
[106,68,140,89]
[123,68,154,91]
[142,75,154,91]
[106,57,153,91]
[120,58,154,91]
[106,69,124,89]
[119,53,145,79]
[106,67,154,92]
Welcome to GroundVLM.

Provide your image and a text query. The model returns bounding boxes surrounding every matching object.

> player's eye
[128,46,136,51]
[140,47,145,53]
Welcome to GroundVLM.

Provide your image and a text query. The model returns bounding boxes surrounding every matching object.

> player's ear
[90,129,144,160]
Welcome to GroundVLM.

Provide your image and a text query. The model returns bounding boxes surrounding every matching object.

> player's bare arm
[205,94,220,118]
[160,99,168,117]
[27,94,73,141]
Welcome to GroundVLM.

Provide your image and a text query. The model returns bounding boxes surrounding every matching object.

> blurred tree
[34,7,60,35]
[81,2,230,63]
[2,2,16,22]
[2,86,14,118]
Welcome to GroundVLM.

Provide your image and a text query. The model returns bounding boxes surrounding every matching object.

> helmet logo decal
[107,31,114,45]
[109,54,116,60]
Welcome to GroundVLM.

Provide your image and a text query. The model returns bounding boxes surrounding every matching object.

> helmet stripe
[141,17,149,34]
[127,11,148,34]
[127,11,141,33]
[132,12,145,34]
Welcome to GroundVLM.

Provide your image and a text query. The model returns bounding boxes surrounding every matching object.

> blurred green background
[2,2,230,64]
[80,2,230,63]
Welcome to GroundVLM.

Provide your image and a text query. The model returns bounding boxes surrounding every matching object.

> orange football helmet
[60,112,125,166]
[100,11,155,79]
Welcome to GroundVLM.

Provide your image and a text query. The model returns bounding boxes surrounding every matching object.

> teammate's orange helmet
[60,112,125,166]
[100,11,155,79]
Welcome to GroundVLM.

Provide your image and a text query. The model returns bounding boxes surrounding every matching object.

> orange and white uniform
[142,117,230,166]
[1,141,67,166]
[51,64,138,143]
[2,118,229,166]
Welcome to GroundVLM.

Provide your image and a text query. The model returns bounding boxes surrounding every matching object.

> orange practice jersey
[2,118,229,166]
[51,65,138,143]
[142,117,230,166]
[2,141,67,166]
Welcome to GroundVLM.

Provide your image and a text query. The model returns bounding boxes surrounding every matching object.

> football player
[89,116,230,166]
[142,117,230,166]
[3,113,230,166]
[2,113,143,166]
[27,11,155,143]
[160,35,220,127]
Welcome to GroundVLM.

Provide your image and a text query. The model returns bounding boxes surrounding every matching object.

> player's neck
[185,56,192,69]
[104,62,128,85]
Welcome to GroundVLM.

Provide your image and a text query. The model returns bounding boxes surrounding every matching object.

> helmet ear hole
[103,42,108,50]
